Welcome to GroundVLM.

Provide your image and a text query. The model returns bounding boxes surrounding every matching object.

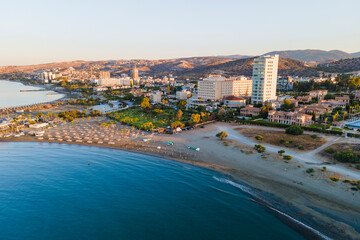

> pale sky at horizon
[0,0,359,66]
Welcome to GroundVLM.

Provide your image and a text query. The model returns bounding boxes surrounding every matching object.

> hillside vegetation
[317,57,360,73]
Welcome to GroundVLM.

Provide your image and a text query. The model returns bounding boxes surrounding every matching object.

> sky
[0,0,359,66]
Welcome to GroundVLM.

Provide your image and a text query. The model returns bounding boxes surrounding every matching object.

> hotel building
[198,75,252,101]
[251,55,279,104]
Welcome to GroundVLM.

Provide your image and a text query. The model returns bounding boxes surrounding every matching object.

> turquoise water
[0,142,310,240]
[0,80,64,108]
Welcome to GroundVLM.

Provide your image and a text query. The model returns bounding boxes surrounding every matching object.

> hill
[352,52,360,58]
[0,57,234,76]
[263,49,353,63]
[317,57,360,73]
[215,54,254,59]
[176,57,319,79]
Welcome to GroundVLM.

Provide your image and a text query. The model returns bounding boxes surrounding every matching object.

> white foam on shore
[213,176,332,240]
[268,205,332,240]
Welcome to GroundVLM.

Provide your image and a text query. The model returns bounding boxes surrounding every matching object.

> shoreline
[0,79,68,109]
[2,125,360,240]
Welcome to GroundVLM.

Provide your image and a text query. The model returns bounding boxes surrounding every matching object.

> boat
[143,138,152,142]
[188,146,200,151]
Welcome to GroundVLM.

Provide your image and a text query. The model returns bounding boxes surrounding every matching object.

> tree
[285,125,303,135]
[312,111,316,121]
[140,97,152,110]
[216,131,228,140]
[177,100,187,108]
[176,109,183,121]
[190,114,201,125]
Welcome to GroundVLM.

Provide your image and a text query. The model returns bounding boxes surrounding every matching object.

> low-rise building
[354,90,360,100]
[150,91,162,103]
[240,105,261,116]
[223,96,246,108]
[309,90,328,100]
[268,110,312,126]
[335,95,350,105]
[176,90,189,100]
[296,95,313,103]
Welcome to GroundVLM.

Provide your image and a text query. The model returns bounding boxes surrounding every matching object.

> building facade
[251,55,279,104]
[99,71,111,80]
[150,91,162,103]
[198,75,252,101]
[268,110,312,126]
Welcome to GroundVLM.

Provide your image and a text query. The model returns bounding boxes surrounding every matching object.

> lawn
[236,127,326,151]
[106,106,204,130]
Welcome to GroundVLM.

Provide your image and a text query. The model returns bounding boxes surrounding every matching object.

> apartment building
[150,91,162,103]
[98,77,132,87]
[99,71,111,80]
[198,75,252,101]
[251,55,279,104]
[277,76,293,91]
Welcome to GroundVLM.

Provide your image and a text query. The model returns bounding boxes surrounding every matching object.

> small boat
[188,146,200,151]
[143,138,152,142]
[166,141,174,145]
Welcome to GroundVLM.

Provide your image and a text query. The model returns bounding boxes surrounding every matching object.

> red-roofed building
[223,96,246,108]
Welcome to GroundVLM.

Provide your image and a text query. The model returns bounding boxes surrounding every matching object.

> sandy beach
[2,120,360,239]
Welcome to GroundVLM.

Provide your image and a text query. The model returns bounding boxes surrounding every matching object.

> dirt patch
[236,127,326,151]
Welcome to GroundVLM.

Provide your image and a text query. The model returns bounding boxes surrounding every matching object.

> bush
[356,165,360,170]
[255,135,264,141]
[283,155,293,160]
[329,177,339,182]
[254,144,266,153]
[170,121,185,129]
[325,148,336,154]
[306,168,314,173]
[334,150,360,163]
[321,166,327,172]
[278,150,285,155]
[216,131,228,140]
[286,125,304,135]
[310,134,317,139]
[279,139,285,144]
[298,145,304,150]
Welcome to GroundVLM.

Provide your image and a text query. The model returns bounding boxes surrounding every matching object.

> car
[200,126,205,128]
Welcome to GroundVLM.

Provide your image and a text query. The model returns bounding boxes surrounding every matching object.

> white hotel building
[251,55,279,104]
[198,75,252,101]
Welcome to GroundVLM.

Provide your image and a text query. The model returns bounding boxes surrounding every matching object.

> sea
[0,142,331,240]
[0,79,64,108]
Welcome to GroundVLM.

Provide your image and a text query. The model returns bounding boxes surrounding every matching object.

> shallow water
[0,142,308,240]
[0,80,64,108]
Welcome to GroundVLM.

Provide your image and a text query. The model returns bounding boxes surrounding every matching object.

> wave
[213,176,332,240]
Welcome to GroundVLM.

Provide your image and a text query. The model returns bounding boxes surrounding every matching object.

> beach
[2,120,360,239]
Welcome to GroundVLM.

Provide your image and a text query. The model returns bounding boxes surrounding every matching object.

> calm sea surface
[0,80,64,108]
[0,142,310,240]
